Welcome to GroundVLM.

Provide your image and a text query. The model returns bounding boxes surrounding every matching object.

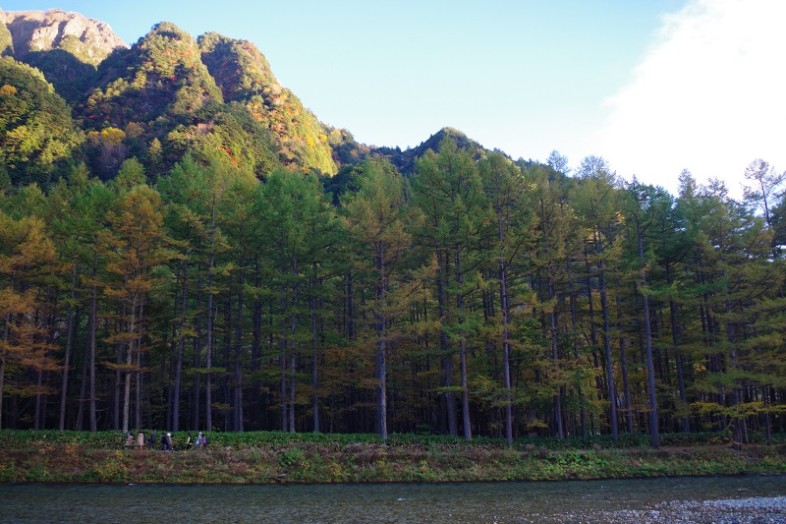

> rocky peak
[1,9,126,65]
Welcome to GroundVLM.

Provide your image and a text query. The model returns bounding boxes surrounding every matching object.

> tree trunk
[598,261,619,441]
[251,258,262,430]
[59,265,78,431]
[347,271,356,341]
[669,298,690,432]
[122,297,137,434]
[34,368,44,429]
[75,339,88,430]
[373,242,388,441]
[549,307,564,439]
[619,330,634,434]
[113,335,121,430]
[0,311,8,430]
[289,334,296,433]
[172,259,188,432]
[135,300,144,431]
[437,250,457,436]
[205,197,217,432]
[0,354,6,431]
[498,242,514,446]
[192,318,202,431]
[234,268,244,432]
[311,267,320,434]
[88,252,98,432]
[638,224,660,447]
[569,291,587,438]
[456,248,472,441]
[279,289,288,432]
[287,274,299,433]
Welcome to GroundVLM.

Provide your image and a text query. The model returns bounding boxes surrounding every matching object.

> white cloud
[592,0,786,197]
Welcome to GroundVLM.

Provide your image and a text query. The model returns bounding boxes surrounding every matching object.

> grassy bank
[1,430,784,484]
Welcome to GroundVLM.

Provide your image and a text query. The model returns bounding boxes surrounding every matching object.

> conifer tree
[100,160,173,433]
[344,159,411,440]
[412,138,490,439]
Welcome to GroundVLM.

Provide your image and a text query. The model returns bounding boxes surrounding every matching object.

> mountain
[376,127,494,174]
[0,9,497,185]
[199,32,336,175]
[83,22,223,129]
[0,9,126,100]
[0,9,125,64]
[76,22,281,179]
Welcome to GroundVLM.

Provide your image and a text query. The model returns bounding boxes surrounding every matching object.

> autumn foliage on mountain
[1,9,785,447]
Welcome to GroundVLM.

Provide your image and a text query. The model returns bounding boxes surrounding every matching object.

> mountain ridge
[0,8,498,181]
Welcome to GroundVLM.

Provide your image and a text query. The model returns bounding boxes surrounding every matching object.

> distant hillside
[376,127,494,174]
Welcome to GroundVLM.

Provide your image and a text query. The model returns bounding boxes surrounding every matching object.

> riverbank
[0,430,784,484]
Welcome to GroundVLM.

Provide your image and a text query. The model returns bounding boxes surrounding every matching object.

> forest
[1,16,785,448]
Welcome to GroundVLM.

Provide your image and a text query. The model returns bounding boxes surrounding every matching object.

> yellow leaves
[0,213,56,277]
[0,297,59,374]
[0,210,60,376]
[690,400,767,419]
[124,122,145,139]
[0,288,36,317]
[100,127,126,145]
[526,419,550,431]
[97,183,175,330]
[0,84,16,97]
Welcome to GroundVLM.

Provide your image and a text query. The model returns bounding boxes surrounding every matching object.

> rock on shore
[544,496,786,524]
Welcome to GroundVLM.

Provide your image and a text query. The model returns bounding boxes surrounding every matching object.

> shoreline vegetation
[1,430,784,485]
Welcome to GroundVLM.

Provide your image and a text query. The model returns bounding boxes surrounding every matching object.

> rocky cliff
[1,8,126,65]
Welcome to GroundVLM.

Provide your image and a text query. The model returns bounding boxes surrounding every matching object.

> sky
[3,0,784,197]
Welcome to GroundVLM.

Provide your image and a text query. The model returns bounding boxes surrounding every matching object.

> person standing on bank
[195,431,208,449]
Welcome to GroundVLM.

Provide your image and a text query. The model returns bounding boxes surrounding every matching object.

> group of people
[123,430,208,452]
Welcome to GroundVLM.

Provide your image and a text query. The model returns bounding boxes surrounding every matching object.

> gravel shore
[544,496,786,524]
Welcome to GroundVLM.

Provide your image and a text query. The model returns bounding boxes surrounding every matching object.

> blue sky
[3,0,784,197]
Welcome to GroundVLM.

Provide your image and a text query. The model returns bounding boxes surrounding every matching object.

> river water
[1,475,784,523]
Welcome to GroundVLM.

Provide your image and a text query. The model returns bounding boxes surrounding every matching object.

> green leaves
[0,57,82,187]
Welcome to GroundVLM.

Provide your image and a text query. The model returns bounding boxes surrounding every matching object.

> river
[1,475,784,523]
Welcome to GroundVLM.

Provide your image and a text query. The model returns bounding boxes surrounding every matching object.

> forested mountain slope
[199,32,336,175]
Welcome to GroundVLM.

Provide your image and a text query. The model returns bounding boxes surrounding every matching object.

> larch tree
[256,170,340,432]
[0,208,58,430]
[478,153,535,444]
[572,157,624,441]
[343,159,412,441]
[100,159,174,433]
[412,138,490,439]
